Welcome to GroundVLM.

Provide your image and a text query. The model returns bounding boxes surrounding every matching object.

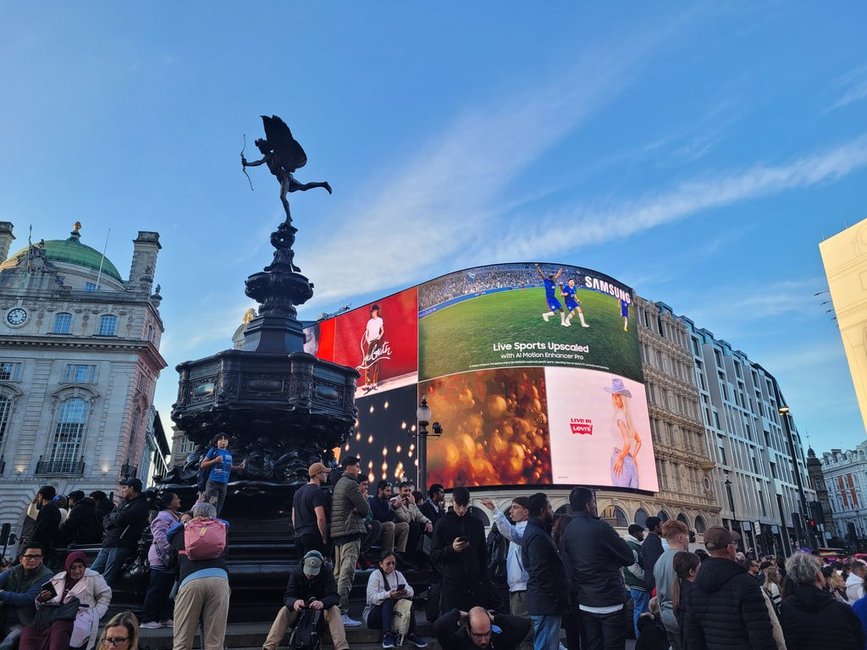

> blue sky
[2,2,866,454]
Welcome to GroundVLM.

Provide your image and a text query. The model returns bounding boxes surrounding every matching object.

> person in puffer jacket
[779,552,864,650]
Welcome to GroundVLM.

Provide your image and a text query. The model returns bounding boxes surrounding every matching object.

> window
[634,508,648,527]
[49,398,88,468]
[84,282,97,292]
[601,505,628,527]
[98,315,117,336]
[0,362,22,381]
[0,396,11,449]
[63,364,96,383]
[52,313,72,334]
[694,516,707,533]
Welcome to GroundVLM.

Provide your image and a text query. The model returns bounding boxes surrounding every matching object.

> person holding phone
[20,550,112,650]
[363,552,427,649]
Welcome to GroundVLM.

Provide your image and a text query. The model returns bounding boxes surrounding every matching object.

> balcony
[35,457,85,476]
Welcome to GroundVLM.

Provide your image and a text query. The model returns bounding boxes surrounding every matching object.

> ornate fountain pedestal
[158,212,358,617]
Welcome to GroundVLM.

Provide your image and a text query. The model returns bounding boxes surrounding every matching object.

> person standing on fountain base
[329,456,369,627]
[293,463,332,557]
[201,433,242,516]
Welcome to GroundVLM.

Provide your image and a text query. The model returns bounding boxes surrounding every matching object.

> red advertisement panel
[331,288,418,396]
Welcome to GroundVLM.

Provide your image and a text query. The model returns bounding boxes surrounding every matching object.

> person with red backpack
[166,501,230,650]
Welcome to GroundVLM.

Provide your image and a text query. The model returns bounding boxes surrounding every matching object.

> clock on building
[6,307,27,326]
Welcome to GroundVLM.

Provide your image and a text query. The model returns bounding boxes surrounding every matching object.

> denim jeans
[0,625,23,650]
[90,546,132,587]
[530,615,562,650]
[628,588,650,639]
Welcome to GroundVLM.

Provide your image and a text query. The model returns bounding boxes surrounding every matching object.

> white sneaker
[542,313,550,322]
[160,619,174,628]
[562,321,570,327]
[341,613,362,627]
[140,621,162,630]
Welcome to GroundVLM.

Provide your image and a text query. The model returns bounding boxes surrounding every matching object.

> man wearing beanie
[262,550,349,650]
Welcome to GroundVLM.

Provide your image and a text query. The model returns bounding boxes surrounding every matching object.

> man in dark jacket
[641,516,664,591]
[369,480,410,554]
[90,478,150,586]
[0,543,54,650]
[263,550,349,650]
[559,486,633,650]
[419,483,446,530]
[329,456,369,626]
[522,493,568,650]
[28,486,61,558]
[59,490,103,545]
[434,607,531,650]
[430,487,489,616]
[685,526,774,650]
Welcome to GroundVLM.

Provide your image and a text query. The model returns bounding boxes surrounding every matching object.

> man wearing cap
[293,462,332,557]
[90,478,149,586]
[262,550,349,650]
[329,456,370,627]
[685,526,774,649]
[59,490,102,546]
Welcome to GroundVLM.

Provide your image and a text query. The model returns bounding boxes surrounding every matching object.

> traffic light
[689,530,696,544]
[0,523,9,545]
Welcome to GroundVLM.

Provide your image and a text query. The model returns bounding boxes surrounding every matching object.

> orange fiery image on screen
[425,368,552,487]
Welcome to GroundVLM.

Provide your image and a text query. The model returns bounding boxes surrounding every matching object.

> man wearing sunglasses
[0,543,53,650]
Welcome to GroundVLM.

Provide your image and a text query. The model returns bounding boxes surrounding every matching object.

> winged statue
[241,115,332,225]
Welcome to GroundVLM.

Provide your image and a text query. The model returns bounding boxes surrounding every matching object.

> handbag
[31,597,81,629]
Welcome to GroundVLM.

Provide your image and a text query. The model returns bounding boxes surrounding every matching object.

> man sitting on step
[262,550,349,650]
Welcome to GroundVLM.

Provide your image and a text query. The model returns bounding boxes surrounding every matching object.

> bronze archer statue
[241,115,332,226]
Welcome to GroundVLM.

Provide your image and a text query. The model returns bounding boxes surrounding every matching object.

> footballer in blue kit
[535,263,566,325]
[620,298,630,332]
[560,278,589,328]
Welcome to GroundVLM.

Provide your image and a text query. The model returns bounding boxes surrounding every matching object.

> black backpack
[486,525,509,585]
[289,607,324,650]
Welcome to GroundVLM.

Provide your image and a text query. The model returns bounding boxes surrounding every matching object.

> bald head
[468,606,493,647]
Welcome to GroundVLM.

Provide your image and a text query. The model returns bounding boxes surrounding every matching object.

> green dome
[1,233,123,282]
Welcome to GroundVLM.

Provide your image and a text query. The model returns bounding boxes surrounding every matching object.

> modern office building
[680,314,815,555]
[0,221,167,528]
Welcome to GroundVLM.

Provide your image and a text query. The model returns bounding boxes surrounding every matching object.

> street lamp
[779,405,812,548]
[724,477,737,532]
[414,396,442,492]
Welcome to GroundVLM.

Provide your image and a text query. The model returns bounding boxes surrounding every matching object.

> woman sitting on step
[364,552,429,649]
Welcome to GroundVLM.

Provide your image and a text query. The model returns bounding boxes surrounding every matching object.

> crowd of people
[6,464,867,650]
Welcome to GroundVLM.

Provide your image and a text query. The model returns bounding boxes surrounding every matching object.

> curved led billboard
[306,262,658,492]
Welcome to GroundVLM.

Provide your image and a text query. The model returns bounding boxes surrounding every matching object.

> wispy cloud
[826,65,867,112]
[475,134,867,265]
[301,13,697,304]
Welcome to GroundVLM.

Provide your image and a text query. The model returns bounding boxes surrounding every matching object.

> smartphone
[396,583,406,591]
[456,536,469,543]
[41,581,57,598]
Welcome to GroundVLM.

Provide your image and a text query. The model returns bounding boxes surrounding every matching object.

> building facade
[0,222,167,528]
[679,314,815,555]
[819,441,867,545]
[820,218,867,433]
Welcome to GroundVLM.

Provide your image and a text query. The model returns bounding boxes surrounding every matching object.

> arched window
[634,508,648,527]
[555,504,571,516]
[601,505,628,527]
[98,315,117,336]
[0,395,11,450]
[694,516,707,533]
[658,510,670,522]
[48,397,88,471]
[677,513,690,527]
[52,312,72,334]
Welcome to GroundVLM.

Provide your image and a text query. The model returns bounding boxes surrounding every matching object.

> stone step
[137,617,439,650]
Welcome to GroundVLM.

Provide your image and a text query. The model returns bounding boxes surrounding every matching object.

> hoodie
[685,556,774,650]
